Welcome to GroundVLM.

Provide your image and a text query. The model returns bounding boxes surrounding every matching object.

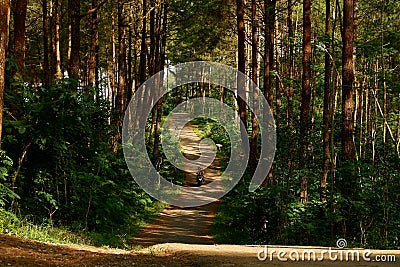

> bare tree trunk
[111,10,116,108]
[287,0,294,129]
[133,0,147,146]
[264,0,276,113]
[88,0,99,87]
[153,1,168,158]
[148,0,157,149]
[53,0,62,79]
[250,0,259,169]
[49,0,55,80]
[283,0,295,237]
[321,0,331,203]
[299,0,312,204]
[139,0,147,86]
[68,0,81,80]
[0,0,10,146]
[13,0,28,80]
[236,0,248,128]
[149,0,156,76]
[42,0,50,87]
[127,11,133,102]
[341,0,356,193]
[112,0,127,152]
[275,19,282,127]
[263,0,276,186]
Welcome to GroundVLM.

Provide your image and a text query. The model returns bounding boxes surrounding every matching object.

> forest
[0,0,399,252]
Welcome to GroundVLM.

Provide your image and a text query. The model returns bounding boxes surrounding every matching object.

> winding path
[132,114,220,247]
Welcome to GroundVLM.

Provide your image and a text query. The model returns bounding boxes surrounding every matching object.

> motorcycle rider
[196,167,205,186]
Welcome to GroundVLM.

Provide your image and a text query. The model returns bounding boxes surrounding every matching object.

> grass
[0,209,91,245]
[0,201,167,249]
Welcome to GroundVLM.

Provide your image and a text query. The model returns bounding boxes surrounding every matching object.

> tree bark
[112,0,127,152]
[111,10,116,108]
[299,0,312,203]
[250,0,259,169]
[139,0,147,86]
[287,0,294,129]
[42,0,50,87]
[341,0,355,189]
[153,1,168,158]
[52,0,62,80]
[88,0,99,87]
[263,0,276,113]
[13,0,28,79]
[236,0,248,128]
[321,0,331,203]
[0,0,10,146]
[149,0,156,77]
[68,0,81,80]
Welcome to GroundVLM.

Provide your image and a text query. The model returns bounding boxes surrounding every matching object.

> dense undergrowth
[192,114,400,250]
[0,80,170,248]
[209,123,400,250]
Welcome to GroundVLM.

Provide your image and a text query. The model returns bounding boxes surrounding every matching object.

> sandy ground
[1,235,399,266]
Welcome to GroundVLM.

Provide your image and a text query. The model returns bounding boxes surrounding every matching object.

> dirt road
[133,117,220,247]
[1,234,399,266]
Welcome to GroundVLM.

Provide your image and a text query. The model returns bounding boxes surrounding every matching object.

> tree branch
[80,0,108,19]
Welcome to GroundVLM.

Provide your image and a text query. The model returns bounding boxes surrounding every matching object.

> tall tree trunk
[88,0,99,87]
[42,0,50,87]
[127,25,133,101]
[139,0,147,86]
[287,0,294,129]
[147,0,157,149]
[262,0,276,186]
[112,0,127,152]
[275,19,282,127]
[117,0,126,112]
[299,0,312,204]
[149,0,156,76]
[153,1,168,158]
[250,0,259,169]
[52,0,62,80]
[49,0,55,80]
[341,0,355,191]
[13,0,27,80]
[0,0,10,146]
[236,0,248,128]
[134,0,147,146]
[264,0,276,113]
[283,0,295,236]
[111,10,116,108]
[321,0,331,203]
[68,0,81,80]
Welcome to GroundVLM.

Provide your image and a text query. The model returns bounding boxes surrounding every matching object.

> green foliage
[192,117,230,149]
[2,80,161,247]
[167,0,234,63]
[212,158,400,249]
[0,210,91,245]
[0,151,18,207]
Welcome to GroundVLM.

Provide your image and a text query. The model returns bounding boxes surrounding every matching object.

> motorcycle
[196,169,205,186]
